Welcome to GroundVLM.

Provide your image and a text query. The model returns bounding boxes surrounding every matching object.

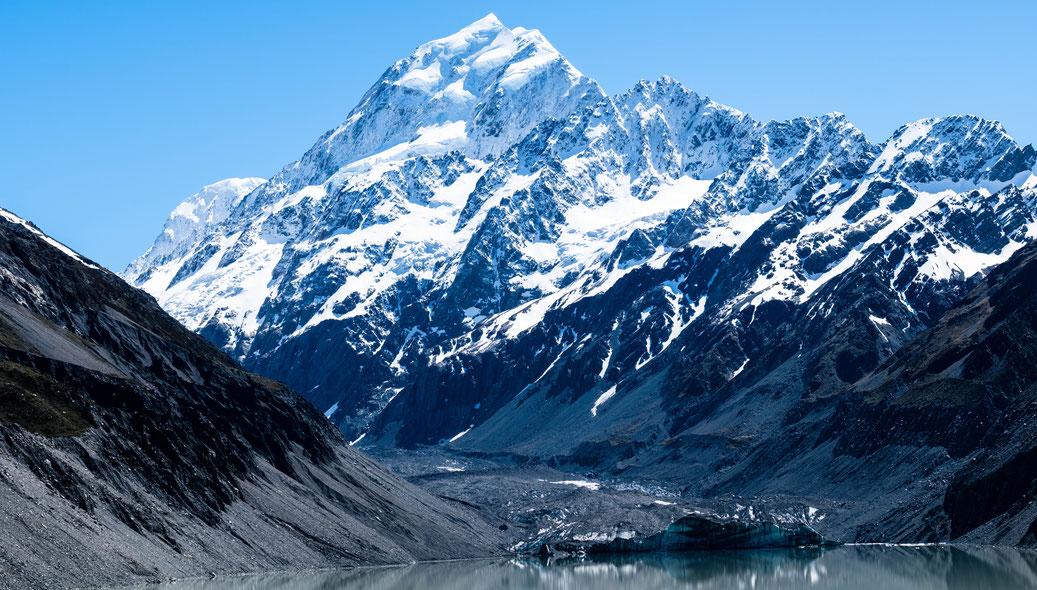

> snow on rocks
[125,14,1037,447]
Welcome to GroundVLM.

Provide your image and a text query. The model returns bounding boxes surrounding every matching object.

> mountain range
[124,14,1037,544]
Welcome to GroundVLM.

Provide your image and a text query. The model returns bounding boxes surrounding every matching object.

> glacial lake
[124,545,1037,589]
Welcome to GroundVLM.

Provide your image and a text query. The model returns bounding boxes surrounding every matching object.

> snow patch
[549,480,600,491]
[323,402,339,419]
[449,427,472,442]
[590,385,617,417]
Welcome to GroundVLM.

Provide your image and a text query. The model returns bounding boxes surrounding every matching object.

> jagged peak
[630,75,685,91]
[762,111,867,139]
[627,76,689,93]
[763,111,849,126]
[812,111,855,127]
[885,114,1013,144]
[868,114,1022,182]
[620,77,706,108]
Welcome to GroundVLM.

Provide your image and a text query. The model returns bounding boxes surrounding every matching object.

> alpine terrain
[126,15,1037,544]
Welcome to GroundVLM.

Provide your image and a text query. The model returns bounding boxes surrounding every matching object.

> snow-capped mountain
[125,12,1037,488]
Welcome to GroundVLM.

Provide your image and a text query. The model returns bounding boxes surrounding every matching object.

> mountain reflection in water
[123,545,1037,589]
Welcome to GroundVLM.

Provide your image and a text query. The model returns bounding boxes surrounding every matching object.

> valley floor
[363,446,852,552]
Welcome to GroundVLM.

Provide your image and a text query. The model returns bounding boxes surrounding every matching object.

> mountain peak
[251,15,601,187]
[397,14,576,96]
[410,13,509,66]
[461,13,504,33]
[870,114,1022,182]
[122,176,264,283]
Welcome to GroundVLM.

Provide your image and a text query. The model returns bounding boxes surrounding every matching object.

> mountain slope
[0,208,503,589]
[821,238,1037,544]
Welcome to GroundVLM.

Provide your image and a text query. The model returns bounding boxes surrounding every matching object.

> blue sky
[2,0,1034,271]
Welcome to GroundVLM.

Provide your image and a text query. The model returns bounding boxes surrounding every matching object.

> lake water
[130,545,1037,589]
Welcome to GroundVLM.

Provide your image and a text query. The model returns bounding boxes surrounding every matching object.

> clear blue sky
[2,0,1034,271]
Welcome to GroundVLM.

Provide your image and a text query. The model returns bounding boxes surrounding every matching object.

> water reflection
[125,545,1037,589]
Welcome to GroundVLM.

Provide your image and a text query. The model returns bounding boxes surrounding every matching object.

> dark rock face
[0,211,503,589]
[816,240,1037,544]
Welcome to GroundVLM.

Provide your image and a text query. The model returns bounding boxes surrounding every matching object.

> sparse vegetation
[0,360,94,437]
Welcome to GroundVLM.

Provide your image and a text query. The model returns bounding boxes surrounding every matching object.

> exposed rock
[0,209,504,589]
